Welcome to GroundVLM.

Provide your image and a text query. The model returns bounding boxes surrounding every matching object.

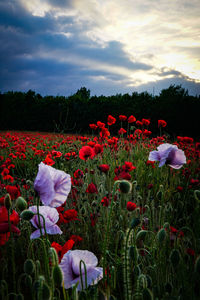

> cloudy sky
[0,0,200,96]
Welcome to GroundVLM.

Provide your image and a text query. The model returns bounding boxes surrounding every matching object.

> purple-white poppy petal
[34,163,55,206]
[29,206,59,228]
[148,150,160,161]
[59,251,74,289]
[46,224,62,235]
[157,143,178,152]
[168,149,186,169]
[30,229,43,239]
[71,250,98,275]
[34,162,71,207]
[71,267,103,291]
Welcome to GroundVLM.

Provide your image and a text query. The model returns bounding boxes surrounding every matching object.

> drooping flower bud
[130,217,140,229]
[20,210,35,221]
[24,259,35,275]
[157,228,166,244]
[16,196,27,211]
[53,265,63,287]
[119,180,132,194]
[169,249,180,268]
[4,193,12,210]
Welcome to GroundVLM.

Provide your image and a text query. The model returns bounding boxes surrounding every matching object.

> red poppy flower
[62,209,79,223]
[119,115,127,121]
[70,235,83,245]
[107,115,116,126]
[97,121,105,128]
[89,124,98,130]
[79,146,95,160]
[98,164,110,173]
[86,183,98,194]
[142,119,150,126]
[136,121,143,126]
[158,120,167,127]
[118,128,127,135]
[94,144,104,155]
[122,162,136,172]
[5,185,21,200]
[127,202,137,211]
[43,154,55,166]
[128,115,136,123]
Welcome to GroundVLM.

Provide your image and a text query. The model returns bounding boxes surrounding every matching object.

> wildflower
[51,240,75,263]
[142,119,150,126]
[148,143,186,169]
[86,183,98,194]
[89,124,98,130]
[128,115,136,123]
[34,162,71,207]
[119,115,127,121]
[59,250,103,291]
[122,162,136,172]
[5,185,21,200]
[79,146,95,161]
[107,115,116,126]
[118,128,126,135]
[98,164,110,173]
[28,205,62,239]
[43,154,55,166]
[97,121,105,128]
[127,201,137,211]
[94,144,103,155]
[0,206,20,245]
[158,120,167,127]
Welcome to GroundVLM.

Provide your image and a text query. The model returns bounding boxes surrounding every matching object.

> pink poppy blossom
[148,143,186,169]
[28,205,62,239]
[34,162,71,207]
[59,250,103,291]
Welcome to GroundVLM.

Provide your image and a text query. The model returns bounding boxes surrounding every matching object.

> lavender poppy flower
[28,205,62,239]
[34,162,71,207]
[59,250,103,291]
[148,143,186,169]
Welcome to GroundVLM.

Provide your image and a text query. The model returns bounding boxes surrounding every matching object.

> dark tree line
[0,85,199,138]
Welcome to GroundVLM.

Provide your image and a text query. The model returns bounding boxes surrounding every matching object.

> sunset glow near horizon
[0,0,200,96]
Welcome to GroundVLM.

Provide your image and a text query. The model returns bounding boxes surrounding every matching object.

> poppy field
[0,115,200,300]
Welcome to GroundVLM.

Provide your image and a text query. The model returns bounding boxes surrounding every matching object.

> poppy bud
[130,217,140,229]
[136,230,148,241]
[4,193,12,210]
[53,265,63,287]
[163,222,170,230]
[25,275,32,288]
[24,259,35,275]
[16,294,24,300]
[119,180,132,194]
[143,288,153,300]
[170,249,180,268]
[16,196,27,211]
[20,210,34,221]
[129,245,138,262]
[157,228,166,244]
[194,190,200,203]
[49,247,59,265]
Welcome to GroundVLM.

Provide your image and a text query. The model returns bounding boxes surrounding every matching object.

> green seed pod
[194,190,200,203]
[136,230,148,241]
[119,180,132,194]
[41,282,51,300]
[20,210,34,221]
[130,217,140,229]
[25,275,32,288]
[157,228,166,244]
[16,197,27,211]
[146,275,152,288]
[53,265,63,287]
[4,193,12,210]
[170,249,180,268]
[142,288,153,300]
[16,294,24,300]
[49,247,59,266]
[24,259,35,275]
[195,255,200,275]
